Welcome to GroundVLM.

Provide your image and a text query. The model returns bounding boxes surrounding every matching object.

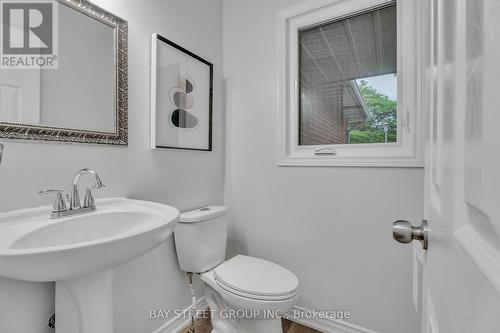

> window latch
[314,147,337,156]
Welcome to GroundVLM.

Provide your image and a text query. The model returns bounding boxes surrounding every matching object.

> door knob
[393,220,429,250]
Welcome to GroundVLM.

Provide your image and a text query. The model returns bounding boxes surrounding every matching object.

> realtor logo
[0,0,58,69]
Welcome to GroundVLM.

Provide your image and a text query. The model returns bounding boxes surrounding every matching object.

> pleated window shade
[298,4,397,146]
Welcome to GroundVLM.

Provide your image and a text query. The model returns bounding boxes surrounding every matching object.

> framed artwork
[150,33,213,151]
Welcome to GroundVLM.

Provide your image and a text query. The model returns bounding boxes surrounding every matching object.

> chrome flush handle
[393,220,429,250]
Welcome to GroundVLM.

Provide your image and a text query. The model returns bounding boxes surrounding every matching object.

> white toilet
[174,206,299,333]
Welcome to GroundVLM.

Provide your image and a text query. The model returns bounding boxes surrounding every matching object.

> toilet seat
[215,280,298,301]
[213,255,299,301]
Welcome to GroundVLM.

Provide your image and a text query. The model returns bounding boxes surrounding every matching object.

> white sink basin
[0,198,179,333]
[0,198,179,282]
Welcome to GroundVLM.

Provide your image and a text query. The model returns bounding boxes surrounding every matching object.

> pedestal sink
[0,198,179,333]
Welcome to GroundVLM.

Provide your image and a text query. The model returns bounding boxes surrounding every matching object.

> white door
[0,28,40,125]
[395,0,500,332]
[0,69,40,125]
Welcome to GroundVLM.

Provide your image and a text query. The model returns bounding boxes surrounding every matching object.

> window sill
[278,156,424,167]
[278,144,424,167]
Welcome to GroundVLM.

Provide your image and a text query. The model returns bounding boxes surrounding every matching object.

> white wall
[0,0,223,332]
[222,1,422,332]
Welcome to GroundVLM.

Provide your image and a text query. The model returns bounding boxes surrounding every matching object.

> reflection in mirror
[39,3,115,132]
[0,0,128,145]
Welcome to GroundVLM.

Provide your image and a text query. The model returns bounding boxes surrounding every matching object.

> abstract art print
[151,33,213,151]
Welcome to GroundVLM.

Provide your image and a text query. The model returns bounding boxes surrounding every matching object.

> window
[278,0,423,167]
[299,5,397,146]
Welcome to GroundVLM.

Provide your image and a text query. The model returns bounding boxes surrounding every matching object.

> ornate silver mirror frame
[0,0,128,145]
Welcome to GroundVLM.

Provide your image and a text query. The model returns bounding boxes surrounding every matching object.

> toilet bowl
[174,206,299,333]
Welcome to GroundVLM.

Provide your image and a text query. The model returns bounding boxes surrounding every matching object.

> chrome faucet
[39,168,105,219]
[71,168,105,210]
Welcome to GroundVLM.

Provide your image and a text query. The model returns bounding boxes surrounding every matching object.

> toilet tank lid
[179,206,228,223]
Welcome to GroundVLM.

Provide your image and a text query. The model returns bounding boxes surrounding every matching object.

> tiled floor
[180,311,323,333]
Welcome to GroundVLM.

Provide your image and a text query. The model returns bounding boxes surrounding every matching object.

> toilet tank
[174,206,228,273]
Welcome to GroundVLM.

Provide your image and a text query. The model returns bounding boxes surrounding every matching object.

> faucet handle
[39,189,68,213]
[38,189,64,194]
[83,188,96,208]
[82,179,105,209]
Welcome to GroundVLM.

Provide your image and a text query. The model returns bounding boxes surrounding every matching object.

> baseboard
[152,297,208,333]
[285,305,381,333]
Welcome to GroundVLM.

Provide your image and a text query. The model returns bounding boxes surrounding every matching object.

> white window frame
[277,0,423,167]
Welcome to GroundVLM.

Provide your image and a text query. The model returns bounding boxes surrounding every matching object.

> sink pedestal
[56,269,116,333]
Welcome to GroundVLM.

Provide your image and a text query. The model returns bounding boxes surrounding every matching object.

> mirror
[0,0,128,145]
